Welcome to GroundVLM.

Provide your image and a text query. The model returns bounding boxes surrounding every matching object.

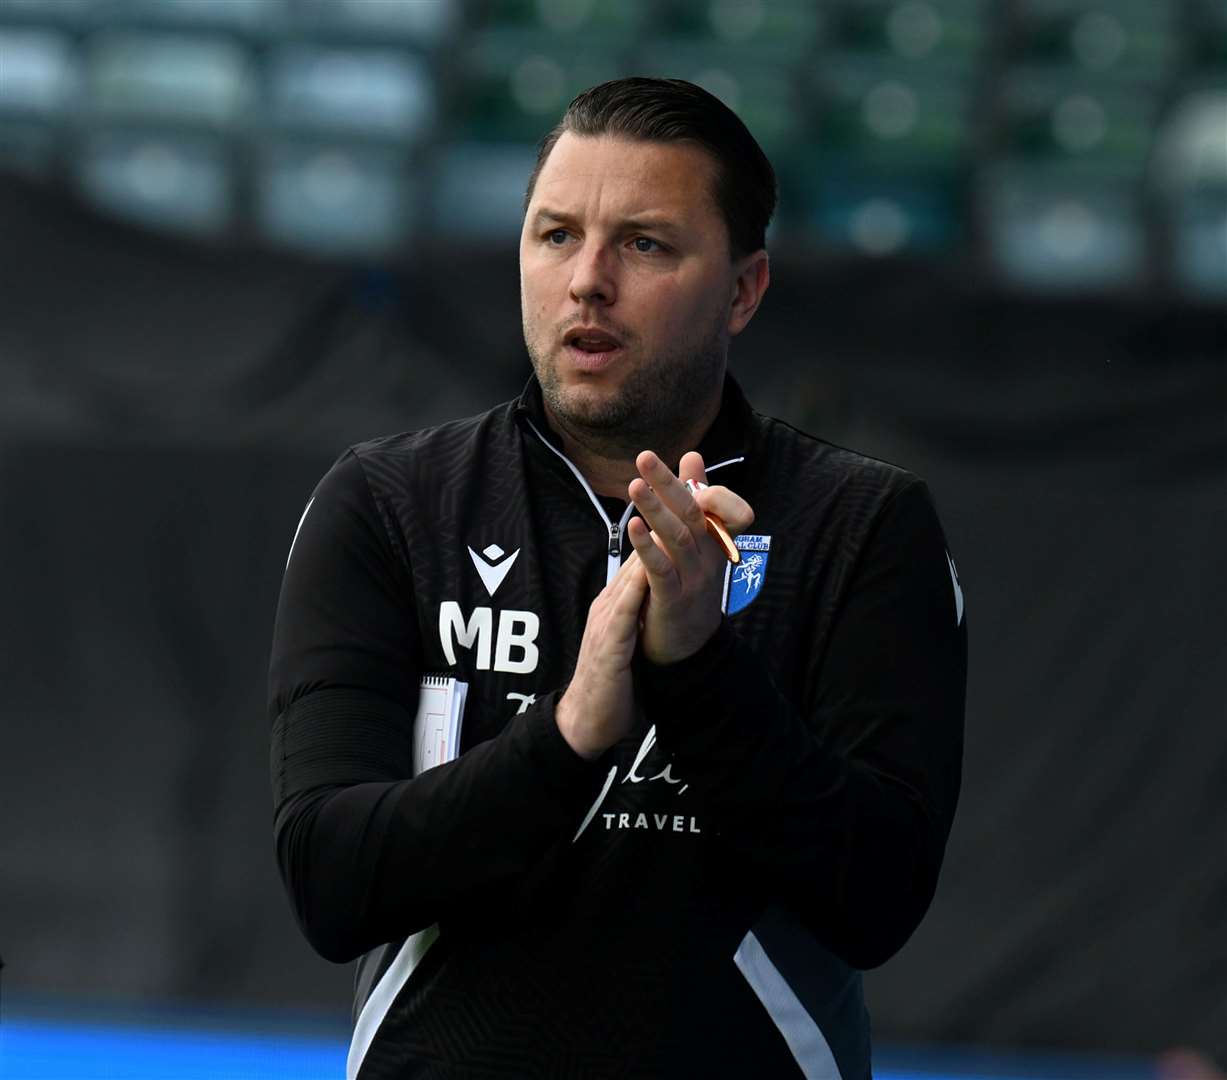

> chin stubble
[529,319,727,459]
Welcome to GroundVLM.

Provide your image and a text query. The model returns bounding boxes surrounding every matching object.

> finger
[693,485,755,535]
[615,557,648,608]
[628,476,700,570]
[608,560,648,641]
[605,548,644,590]
[626,516,683,599]
[678,451,708,490]
[591,550,639,620]
[608,550,644,597]
[612,548,641,581]
[591,556,646,653]
[635,451,708,545]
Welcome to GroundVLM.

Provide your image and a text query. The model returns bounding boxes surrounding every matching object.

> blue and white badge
[725,534,771,615]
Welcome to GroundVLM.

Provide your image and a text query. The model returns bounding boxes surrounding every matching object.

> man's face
[519,133,739,453]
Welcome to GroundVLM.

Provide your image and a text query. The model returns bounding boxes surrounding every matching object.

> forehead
[530,132,722,228]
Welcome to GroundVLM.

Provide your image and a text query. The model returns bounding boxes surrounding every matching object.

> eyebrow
[531,208,683,236]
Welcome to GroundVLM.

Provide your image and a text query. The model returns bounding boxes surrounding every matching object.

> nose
[568,239,617,307]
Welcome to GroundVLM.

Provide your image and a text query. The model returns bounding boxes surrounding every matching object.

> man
[270,78,966,1079]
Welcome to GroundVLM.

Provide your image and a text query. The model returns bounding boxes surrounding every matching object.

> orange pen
[685,478,740,565]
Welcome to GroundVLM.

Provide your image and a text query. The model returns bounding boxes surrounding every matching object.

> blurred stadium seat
[984,73,1156,290]
[110,0,289,36]
[801,62,971,255]
[0,25,78,112]
[0,25,78,174]
[483,0,648,41]
[1187,0,1227,69]
[67,28,252,234]
[634,42,805,152]
[257,140,416,255]
[981,1,1177,291]
[294,0,460,45]
[1008,0,1175,86]
[0,0,1220,296]
[780,0,980,257]
[982,163,1147,289]
[457,32,628,143]
[0,0,103,28]
[86,31,254,126]
[76,127,233,233]
[431,140,539,240]
[1154,87,1227,298]
[661,0,820,56]
[267,45,435,139]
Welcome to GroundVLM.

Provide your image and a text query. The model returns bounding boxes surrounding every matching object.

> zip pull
[608,522,621,558]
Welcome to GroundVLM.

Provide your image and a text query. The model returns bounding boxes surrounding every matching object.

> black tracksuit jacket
[269,374,967,1079]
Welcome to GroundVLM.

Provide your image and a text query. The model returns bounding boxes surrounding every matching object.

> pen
[685,479,741,565]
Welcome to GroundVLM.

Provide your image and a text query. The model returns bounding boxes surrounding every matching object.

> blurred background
[0,0,1224,1077]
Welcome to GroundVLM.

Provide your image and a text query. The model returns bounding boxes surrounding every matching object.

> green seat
[634,39,805,153]
[480,0,647,40]
[1008,0,1176,88]
[457,28,628,143]
[777,147,963,256]
[295,0,459,47]
[660,0,820,59]
[996,70,1158,184]
[811,59,972,167]
[781,2,982,253]
[87,31,255,129]
[823,0,984,69]
[1187,0,1227,72]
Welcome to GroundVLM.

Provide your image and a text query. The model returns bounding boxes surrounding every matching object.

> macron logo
[468,543,520,597]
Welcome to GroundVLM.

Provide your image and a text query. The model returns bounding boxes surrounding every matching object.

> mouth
[563,326,622,351]
[561,327,624,372]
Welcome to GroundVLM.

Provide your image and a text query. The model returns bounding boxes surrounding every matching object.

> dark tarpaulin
[1,177,1223,1058]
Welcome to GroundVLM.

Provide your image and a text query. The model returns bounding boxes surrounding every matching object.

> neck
[544,389,723,500]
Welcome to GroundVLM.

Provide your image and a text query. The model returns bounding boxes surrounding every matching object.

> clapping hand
[627,450,754,665]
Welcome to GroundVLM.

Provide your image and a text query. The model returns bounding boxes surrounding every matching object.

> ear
[727,251,770,337]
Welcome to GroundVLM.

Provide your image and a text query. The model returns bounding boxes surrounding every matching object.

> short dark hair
[524,77,777,259]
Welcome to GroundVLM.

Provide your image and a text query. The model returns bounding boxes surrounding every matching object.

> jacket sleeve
[635,479,967,970]
[269,451,596,963]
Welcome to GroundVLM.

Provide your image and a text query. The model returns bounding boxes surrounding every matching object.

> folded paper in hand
[412,675,467,776]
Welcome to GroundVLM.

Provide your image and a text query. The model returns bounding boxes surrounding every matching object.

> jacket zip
[524,417,634,584]
[523,417,745,585]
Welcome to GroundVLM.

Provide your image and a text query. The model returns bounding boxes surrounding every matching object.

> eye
[631,236,662,253]
[546,229,569,246]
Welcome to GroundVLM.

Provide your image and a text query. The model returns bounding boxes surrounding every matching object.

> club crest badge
[725,534,771,615]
